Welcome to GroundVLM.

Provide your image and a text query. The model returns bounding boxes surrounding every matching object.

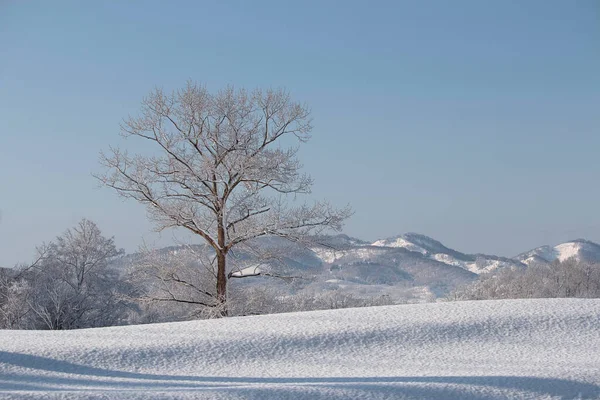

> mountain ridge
[107,233,600,303]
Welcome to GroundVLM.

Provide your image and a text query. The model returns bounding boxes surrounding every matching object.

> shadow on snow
[0,351,598,399]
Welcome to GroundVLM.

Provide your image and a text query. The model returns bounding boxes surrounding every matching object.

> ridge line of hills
[6,233,599,303]
[118,233,600,302]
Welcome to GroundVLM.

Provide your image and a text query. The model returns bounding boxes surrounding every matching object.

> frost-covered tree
[28,219,127,329]
[451,258,600,300]
[0,268,30,328]
[0,253,48,329]
[97,83,351,315]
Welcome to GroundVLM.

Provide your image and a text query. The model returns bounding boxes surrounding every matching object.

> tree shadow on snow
[0,351,598,399]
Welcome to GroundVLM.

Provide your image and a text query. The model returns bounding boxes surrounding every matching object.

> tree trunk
[216,250,227,316]
[216,206,227,316]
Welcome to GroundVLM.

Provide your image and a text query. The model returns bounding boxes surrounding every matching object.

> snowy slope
[372,236,429,254]
[1,299,600,399]
[516,239,600,265]
[308,243,476,300]
[371,233,525,274]
[372,233,468,259]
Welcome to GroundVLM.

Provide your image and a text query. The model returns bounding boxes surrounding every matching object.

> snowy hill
[372,232,465,258]
[245,235,480,302]
[1,299,599,399]
[115,234,600,304]
[309,244,475,298]
[516,239,600,266]
[371,233,525,274]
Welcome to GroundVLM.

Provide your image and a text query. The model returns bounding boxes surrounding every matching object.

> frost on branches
[0,219,128,330]
[97,83,351,315]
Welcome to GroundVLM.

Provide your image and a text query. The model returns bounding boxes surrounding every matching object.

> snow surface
[555,242,583,262]
[312,246,387,264]
[517,244,576,264]
[1,299,600,399]
[371,237,428,254]
[369,234,525,275]
[516,240,600,266]
[229,264,264,278]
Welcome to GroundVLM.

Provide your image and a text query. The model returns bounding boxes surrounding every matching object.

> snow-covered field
[1,299,599,399]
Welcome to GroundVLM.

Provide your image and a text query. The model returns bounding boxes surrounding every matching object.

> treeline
[0,219,392,330]
[5,218,600,330]
[451,258,600,300]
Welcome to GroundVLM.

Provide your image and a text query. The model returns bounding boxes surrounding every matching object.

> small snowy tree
[28,219,127,329]
[97,83,351,315]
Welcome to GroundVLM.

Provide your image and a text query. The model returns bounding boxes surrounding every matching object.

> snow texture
[372,237,428,254]
[1,299,600,399]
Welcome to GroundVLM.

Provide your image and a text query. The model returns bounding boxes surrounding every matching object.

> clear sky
[1,0,599,266]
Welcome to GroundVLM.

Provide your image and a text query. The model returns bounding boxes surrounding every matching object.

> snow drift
[1,299,599,399]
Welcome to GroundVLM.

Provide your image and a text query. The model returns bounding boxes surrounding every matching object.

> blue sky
[1,0,598,266]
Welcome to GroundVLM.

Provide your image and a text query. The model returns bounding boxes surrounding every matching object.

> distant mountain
[309,238,476,299]
[373,233,467,259]
[515,239,600,265]
[117,233,600,304]
[371,233,525,274]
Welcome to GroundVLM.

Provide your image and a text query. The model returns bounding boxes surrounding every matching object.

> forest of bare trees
[451,258,600,300]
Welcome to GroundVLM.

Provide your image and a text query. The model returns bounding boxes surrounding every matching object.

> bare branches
[1,219,130,330]
[226,200,353,250]
[98,82,350,312]
[127,245,221,313]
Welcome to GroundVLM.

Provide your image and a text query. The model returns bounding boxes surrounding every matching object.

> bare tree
[97,83,351,315]
[0,270,31,329]
[0,253,48,329]
[28,219,127,329]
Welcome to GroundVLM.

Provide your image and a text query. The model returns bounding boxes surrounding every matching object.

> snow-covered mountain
[372,232,463,257]
[120,233,600,303]
[370,232,525,274]
[308,241,475,300]
[515,239,600,265]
